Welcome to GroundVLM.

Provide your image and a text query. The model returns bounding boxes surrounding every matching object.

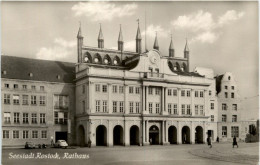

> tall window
[222,103,227,110]
[54,112,67,124]
[181,104,185,114]
[209,90,212,96]
[195,91,199,97]
[200,91,204,97]
[41,130,47,139]
[187,105,191,115]
[4,84,9,89]
[13,94,20,105]
[95,84,100,92]
[231,86,235,90]
[211,103,214,110]
[113,101,117,113]
[31,113,37,124]
[112,85,117,93]
[225,86,228,89]
[39,96,46,105]
[225,92,228,98]
[135,87,140,94]
[232,115,237,122]
[186,91,191,97]
[13,130,19,139]
[4,94,10,104]
[155,88,160,95]
[168,89,172,96]
[14,84,19,89]
[155,103,160,113]
[168,104,172,114]
[4,112,11,123]
[40,86,45,91]
[231,126,239,137]
[136,102,140,113]
[129,87,134,94]
[148,87,153,95]
[22,95,29,105]
[222,126,227,137]
[119,101,124,113]
[231,93,235,98]
[173,104,177,114]
[40,113,46,124]
[14,113,20,124]
[54,95,69,109]
[232,104,237,111]
[211,115,214,122]
[181,90,185,97]
[195,105,199,115]
[23,113,29,124]
[119,86,124,93]
[3,130,10,139]
[129,102,134,113]
[200,105,204,115]
[31,85,36,90]
[222,115,227,122]
[31,95,37,105]
[102,85,107,93]
[23,130,29,139]
[173,89,177,96]
[103,101,107,112]
[32,130,38,138]
[149,103,153,114]
[96,100,100,112]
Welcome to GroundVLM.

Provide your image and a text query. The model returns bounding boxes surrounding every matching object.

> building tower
[136,20,142,54]
[169,34,174,57]
[118,24,124,51]
[153,32,159,50]
[98,24,104,48]
[77,23,83,63]
[184,38,190,71]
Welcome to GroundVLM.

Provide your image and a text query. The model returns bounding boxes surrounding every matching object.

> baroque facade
[1,23,256,147]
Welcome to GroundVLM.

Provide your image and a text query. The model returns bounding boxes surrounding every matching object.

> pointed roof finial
[184,38,189,51]
[153,31,159,50]
[77,21,82,38]
[118,24,123,42]
[169,33,174,50]
[136,19,142,40]
[98,23,104,40]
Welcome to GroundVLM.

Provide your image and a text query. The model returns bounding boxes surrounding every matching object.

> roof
[174,71,204,77]
[1,56,75,83]
[215,74,224,94]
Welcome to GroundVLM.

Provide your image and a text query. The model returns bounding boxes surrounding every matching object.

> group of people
[207,136,239,148]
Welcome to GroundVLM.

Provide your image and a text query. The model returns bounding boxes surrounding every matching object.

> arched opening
[176,62,181,71]
[168,126,177,144]
[103,54,112,65]
[168,61,174,71]
[113,56,121,65]
[183,63,187,72]
[182,126,191,144]
[84,52,92,63]
[195,126,204,144]
[113,125,124,145]
[93,53,102,64]
[149,125,160,145]
[130,125,139,145]
[78,125,85,147]
[96,125,107,146]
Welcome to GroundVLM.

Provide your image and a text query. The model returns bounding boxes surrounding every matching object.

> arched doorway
[78,125,85,147]
[168,126,177,144]
[96,125,107,146]
[182,126,190,144]
[113,125,123,145]
[149,125,160,145]
[130,125,139,145]
[195,126,203,144]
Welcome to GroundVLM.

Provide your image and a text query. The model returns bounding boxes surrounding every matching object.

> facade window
[23,113,29,124]
[112,85,117,93]
[232,104,237,111]
[149,103,153,114]
[181,90,185,97]
[4,112,11,124]
[31,113,37,124]
[113,101,117,113]
[186,91,191,97]
[119,101,124,113]
[13,130,19,139]
[211,115,214,122]
[195,91,199,97]
[195,105,199,115]
[96,100,100,112]
[31,85,36,90]
[173,104,177,114]
[129,102,134,113]
[200,91,204,97]
[232,115,237,122]
[200,105,204,115]
[168,89,172,96]
[14,112,20,124]
[4,84,9,88]
[148,87,153,95]
[187,105,191,115]
[23,130,29,139]
[95,84,100,92]
[136,102,140,113]
[54,112,68,124]
[22,95,29,105]
[14,84,18,89]
[181,104,185,114]
[82,85,85,94]
[210,103,214,110]
[209,90,212,96]
[41,130,47,139]
[155,103,160,113]
[173,89,177,96]
[168,103,172,114]
[119,86,124,93]
[155,88,160,95]
[4,94,10,104]
[231,93,235,98]
[40,113,46,124]
[32,130,38,139]
[129,87,134,94]
[39,96,46,105]
[40,86,44,91]
[222,126,227,137]
[231,126,239,137]
[231,86,235,90]
[31,95,37,105]
[222,115,227,122]
[3,130,10,139]
[135,87,140,94]
[222,103,227,110]
[225,92,228,98]
[13,94,20,105]
[102,101,107,112]
[225,86,228,89]
[54,95,69,109]
[22,85,27,89]
[102,85,108,93]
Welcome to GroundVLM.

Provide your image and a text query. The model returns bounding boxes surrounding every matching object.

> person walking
[233,136,238,148]
[216,136,219,143]
[207,136,212,148]
[88,138,92,148]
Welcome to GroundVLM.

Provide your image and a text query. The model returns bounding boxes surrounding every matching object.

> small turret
[118,24,124,51]
[77,22,83,63]
[184,38,190,72]
[136,19,142,54]
[153,32,159,50]
[169,34,174,57]
[98,24,104,48]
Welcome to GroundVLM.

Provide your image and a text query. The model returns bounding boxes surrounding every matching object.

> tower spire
[135,19,142,54]
[77,21,83,63]
[169,34,174,57]
[98,23,104,48]
[77,21,82,38]
[118,24,124,51]
[184,38,189,52]
[153,32,159,50]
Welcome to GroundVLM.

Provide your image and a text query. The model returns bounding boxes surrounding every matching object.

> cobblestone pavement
[189,142,259,165]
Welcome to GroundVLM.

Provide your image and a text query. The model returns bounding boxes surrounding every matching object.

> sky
[1,1,259,120]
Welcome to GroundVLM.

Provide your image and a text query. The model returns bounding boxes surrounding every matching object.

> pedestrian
[88,138,92,148]
[149,138,152,145]
[51,136,54,147]
[233,136,238,148]
[216,136,219,143]
[207,136,212,148]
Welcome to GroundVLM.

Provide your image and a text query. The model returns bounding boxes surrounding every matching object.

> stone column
[162,121,165,144]
[162,87,165,115]
[191,122,195,144]
[146,86,148,113]
[146,120,149,143]
[108,83,112,114]
[142,120,145,145]
[177,121,182,144]
[124,84,128,114]
[88,81,93,113]
[204,89,207,116]
[124,121,129,146]
[191,89,194,116]
[108,120,113,147]
[142,85,146,114]
[177,88,181,115]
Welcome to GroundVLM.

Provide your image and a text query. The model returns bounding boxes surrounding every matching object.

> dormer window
[228,76,231,80]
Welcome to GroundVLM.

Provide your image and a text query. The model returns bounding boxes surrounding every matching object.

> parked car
[54,140,68,148]
[25,142,36,149]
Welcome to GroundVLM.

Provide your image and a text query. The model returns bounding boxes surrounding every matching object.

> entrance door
[55,132,67,142]
[130,125,139,145]
[149,125,159,145]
